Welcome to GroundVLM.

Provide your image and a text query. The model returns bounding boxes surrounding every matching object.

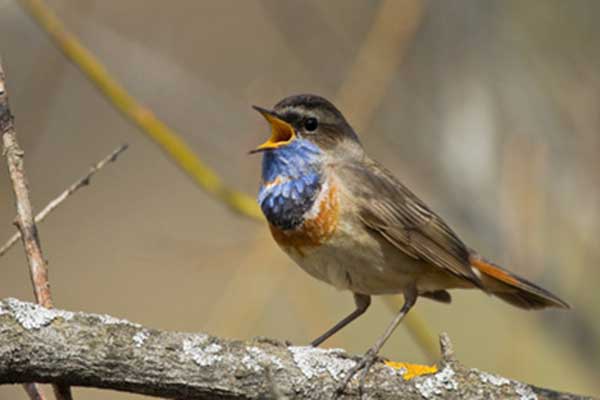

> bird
[250,94,569,395]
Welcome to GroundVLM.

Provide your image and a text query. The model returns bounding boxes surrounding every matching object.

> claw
[333,349,379,398]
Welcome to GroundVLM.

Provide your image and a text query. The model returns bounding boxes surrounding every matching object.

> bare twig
[439,332,456,361]
[0,144,128,257]
[0,298,591,400]
[0,64,53,308]
[0,62,72,400]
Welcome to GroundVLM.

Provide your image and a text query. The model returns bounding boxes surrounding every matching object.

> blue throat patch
[258,139,322,230]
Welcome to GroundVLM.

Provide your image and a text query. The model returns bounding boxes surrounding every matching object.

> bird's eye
[304,117,319,132]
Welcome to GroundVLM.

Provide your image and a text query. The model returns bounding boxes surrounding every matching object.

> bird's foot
[334,348,379,398]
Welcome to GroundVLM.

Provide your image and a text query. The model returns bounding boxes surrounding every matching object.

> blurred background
[1,0,599,398]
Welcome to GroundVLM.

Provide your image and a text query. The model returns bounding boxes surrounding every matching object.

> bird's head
[251,94,362,159]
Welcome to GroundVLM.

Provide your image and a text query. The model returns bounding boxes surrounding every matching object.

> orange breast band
[270,183,339,255]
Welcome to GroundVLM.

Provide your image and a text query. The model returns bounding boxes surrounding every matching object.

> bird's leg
[335,288,418,397]
[311,293,371,347]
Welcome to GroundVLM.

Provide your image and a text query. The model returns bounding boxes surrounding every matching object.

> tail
[469,253,570,310]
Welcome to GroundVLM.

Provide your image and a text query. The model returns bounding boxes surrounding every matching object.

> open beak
[250,105,296,153]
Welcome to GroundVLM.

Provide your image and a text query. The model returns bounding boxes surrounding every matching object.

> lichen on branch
[0,298,591,400]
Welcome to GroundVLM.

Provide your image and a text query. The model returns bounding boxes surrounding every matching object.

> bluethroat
[251,94,569,394]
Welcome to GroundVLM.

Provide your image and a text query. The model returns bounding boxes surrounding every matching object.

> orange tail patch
[470,257,520,287]
[469,254,570,310]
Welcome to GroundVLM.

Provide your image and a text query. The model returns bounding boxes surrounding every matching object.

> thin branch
[0,298,591,400]
[0,62,71,400]
[0,144,128,257]
[1,62,53,308]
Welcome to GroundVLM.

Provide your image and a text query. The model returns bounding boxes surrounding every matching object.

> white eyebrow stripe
[278,106,318,118]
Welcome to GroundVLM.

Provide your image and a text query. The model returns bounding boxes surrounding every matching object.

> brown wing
[339,159,483,287]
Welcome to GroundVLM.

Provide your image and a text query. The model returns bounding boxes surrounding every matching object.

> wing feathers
[339,159,483,287]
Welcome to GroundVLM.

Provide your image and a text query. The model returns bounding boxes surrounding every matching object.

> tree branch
[1,61,71,400]
[0,298,591,400]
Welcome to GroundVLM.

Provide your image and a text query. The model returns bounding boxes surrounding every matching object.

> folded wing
[338,159,483,288]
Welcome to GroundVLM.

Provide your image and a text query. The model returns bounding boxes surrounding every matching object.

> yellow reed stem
[19,0,262,220]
